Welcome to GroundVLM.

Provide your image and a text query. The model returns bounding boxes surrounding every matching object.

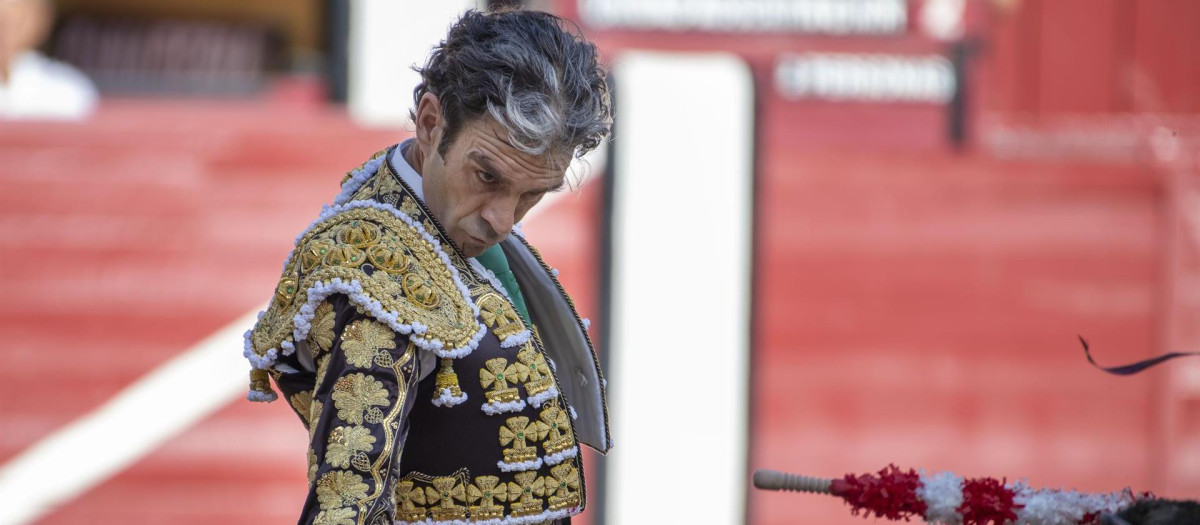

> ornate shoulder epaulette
[244,200,486,402]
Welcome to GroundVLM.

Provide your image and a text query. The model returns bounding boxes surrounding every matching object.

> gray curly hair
[412,8,612,160]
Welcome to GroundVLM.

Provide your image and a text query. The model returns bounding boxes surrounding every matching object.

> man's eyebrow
[468,151,505,178]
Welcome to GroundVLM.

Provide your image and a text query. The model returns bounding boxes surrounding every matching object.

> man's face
[419,116,569,258]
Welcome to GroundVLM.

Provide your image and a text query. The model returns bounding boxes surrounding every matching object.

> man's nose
[480,198,517,241]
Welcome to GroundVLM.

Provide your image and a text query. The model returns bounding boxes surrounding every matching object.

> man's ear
[414,92,443,157]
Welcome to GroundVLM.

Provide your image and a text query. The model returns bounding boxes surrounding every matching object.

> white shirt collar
[390,139,424,200]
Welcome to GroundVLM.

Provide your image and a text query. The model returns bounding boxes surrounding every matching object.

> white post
[347,0,482,128]
[606,51,755,524]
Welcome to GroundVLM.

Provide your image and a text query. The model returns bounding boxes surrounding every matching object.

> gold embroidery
[290,390,313,426]
[308,399,324,440]
[315,354,332,389]
[300,240,337,273]
[480,358,523,404]
[401,272,440,309]
[478,293,525,340]
[316,470,369,509]
[249,207,481,371]
[331,373,390,425]
[313,506,356,525]
[336,220,382,248]
[309,301,337,354]
[349,179,377,203]
[325,425,376,470]
[394,481,427,522]
[467,476,507,520]
[275,277,298,306]
[507,471,546,517]
[546,463,581,511]
[517,345,553,398]
[372,164,408,206]
[324,244,366,268]
[365,244,409,274]
[363,342,414,503]
[424,477,467,521]
[499,416,547,465]
[341,319,396,368]
[373,350,394,368]
[307,449,318,484]
[399,195,421,218]
[538,404,573,455]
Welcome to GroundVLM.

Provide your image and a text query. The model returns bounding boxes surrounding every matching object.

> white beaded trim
[246,390,278,402]
[332,154,388,206]
[527,386,559,409]
[243,328,279,370]
[431,387,468,408]
[543,446,578,466]
[499,330,532,349]
[394,505,578,525]
[481,399,527,415]
[496,457,543,473]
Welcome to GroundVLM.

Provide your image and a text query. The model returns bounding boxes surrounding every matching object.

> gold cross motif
[466,476,506,520]
[393,481,427,522]
[424,477,467,521]
[517,345,554,397]
[480,358,524,404]
[478,293,526,340]
[507,471,546,517]
[498,416,547,465]
[539,404,574,455]
[547,463,581,511]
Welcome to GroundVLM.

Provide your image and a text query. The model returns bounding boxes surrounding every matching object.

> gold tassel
[249,369,278,401]
[434,358,463,399]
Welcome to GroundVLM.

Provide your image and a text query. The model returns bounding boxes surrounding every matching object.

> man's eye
[477,171,497,184]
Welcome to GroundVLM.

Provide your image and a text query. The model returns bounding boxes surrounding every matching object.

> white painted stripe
[0,308,261,525]
[606,52,755,524]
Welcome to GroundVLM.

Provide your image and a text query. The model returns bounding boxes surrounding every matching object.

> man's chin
[459,242,486,258]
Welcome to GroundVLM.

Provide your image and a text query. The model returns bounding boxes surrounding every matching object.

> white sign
[775,52,956,103]
[580,0,908,35]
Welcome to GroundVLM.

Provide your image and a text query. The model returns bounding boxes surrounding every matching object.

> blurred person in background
[0,0,95,119]
[242,8,612,525]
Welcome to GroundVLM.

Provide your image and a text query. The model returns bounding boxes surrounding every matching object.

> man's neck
[402,140,424,177]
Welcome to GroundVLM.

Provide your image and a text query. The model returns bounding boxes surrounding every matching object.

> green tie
[476,244,531,328]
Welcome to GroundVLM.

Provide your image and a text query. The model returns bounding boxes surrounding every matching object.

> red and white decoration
[756,464,1150,525]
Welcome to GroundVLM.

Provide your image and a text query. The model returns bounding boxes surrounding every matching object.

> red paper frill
[957,476,1021,525]
[831,464,927,521]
